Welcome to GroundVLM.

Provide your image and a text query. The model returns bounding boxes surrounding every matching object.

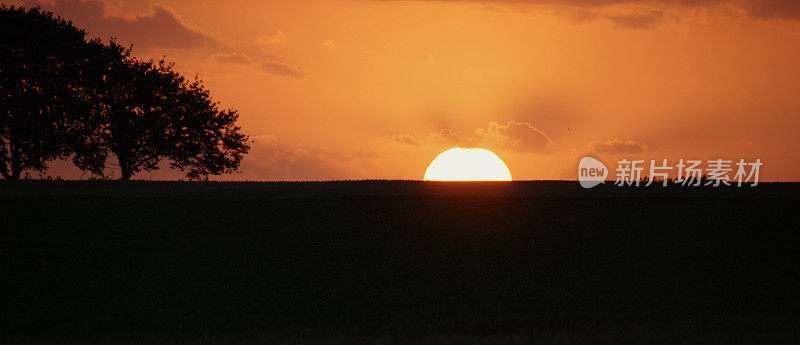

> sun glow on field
[424,148,512,181]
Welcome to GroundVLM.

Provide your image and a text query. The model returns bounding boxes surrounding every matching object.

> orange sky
[10,0,800,180]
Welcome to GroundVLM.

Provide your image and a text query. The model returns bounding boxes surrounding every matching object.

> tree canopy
[0,5,250,180]
[0,6,91,179]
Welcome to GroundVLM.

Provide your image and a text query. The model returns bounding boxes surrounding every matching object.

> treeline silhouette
[0,6,250,180]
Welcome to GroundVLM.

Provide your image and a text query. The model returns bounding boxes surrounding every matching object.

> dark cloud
[390,134,422,146]
[381,0,800,21]
[384,0,722,6]
[746,0,800,20]
[475,121,552,153]
[392,121,551,154]
[212,53,252,65]
[258,59,308,79]
[210,52,308,79]
[437,128,467,146]
[378,0,720,7]
[243,136,357,180]
[23,0,215,48]
[389,128,466,147]
[604,10,664,29]
[588,138,647,154]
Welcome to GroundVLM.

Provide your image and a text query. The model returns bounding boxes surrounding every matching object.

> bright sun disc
[424,148,512,181]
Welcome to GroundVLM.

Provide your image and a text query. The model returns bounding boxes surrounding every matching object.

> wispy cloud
[212,52,308,79]
[391,121,552,154]
[588,138,647,154]
[255,31,288,45]
[258,59,308,79]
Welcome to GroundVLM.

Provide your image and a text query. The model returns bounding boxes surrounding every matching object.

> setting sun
[424,148,512,181]
[4,2,799,343]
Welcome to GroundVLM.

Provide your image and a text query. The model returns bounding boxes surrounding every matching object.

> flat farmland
[2,181,799,344]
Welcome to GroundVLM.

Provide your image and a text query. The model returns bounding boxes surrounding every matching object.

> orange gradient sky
[8,0,800,180]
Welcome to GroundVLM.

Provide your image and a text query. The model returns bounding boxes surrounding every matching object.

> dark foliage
[0,6,91,179]
[165,76,250,180]
[0,6,250,181]
[77,40,250,180]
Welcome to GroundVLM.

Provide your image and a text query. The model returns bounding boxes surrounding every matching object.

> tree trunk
[114,132,133,181]
[115,149,133,180]
[2,167,19,179]
[0,162,10,179]
[120,161,132,180]
[7,142,22,180]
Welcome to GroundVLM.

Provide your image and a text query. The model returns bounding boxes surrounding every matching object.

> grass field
[2,181,800,344]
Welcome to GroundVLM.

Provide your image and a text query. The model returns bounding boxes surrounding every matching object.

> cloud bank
[381,0,800,24]
[24,0,215,48]
[588,138,648,154]
[392,121,552,154]
[212,53,308,79]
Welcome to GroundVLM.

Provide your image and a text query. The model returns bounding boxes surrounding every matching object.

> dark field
[2,181,800,344]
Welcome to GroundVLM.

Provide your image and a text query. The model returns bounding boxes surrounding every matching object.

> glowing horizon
[14,0,800,182]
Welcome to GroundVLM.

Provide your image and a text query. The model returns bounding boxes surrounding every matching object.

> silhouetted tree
[163,75,250,180]
[76,40,250,180]
[0,6,93,179]
[1,6,249,180]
